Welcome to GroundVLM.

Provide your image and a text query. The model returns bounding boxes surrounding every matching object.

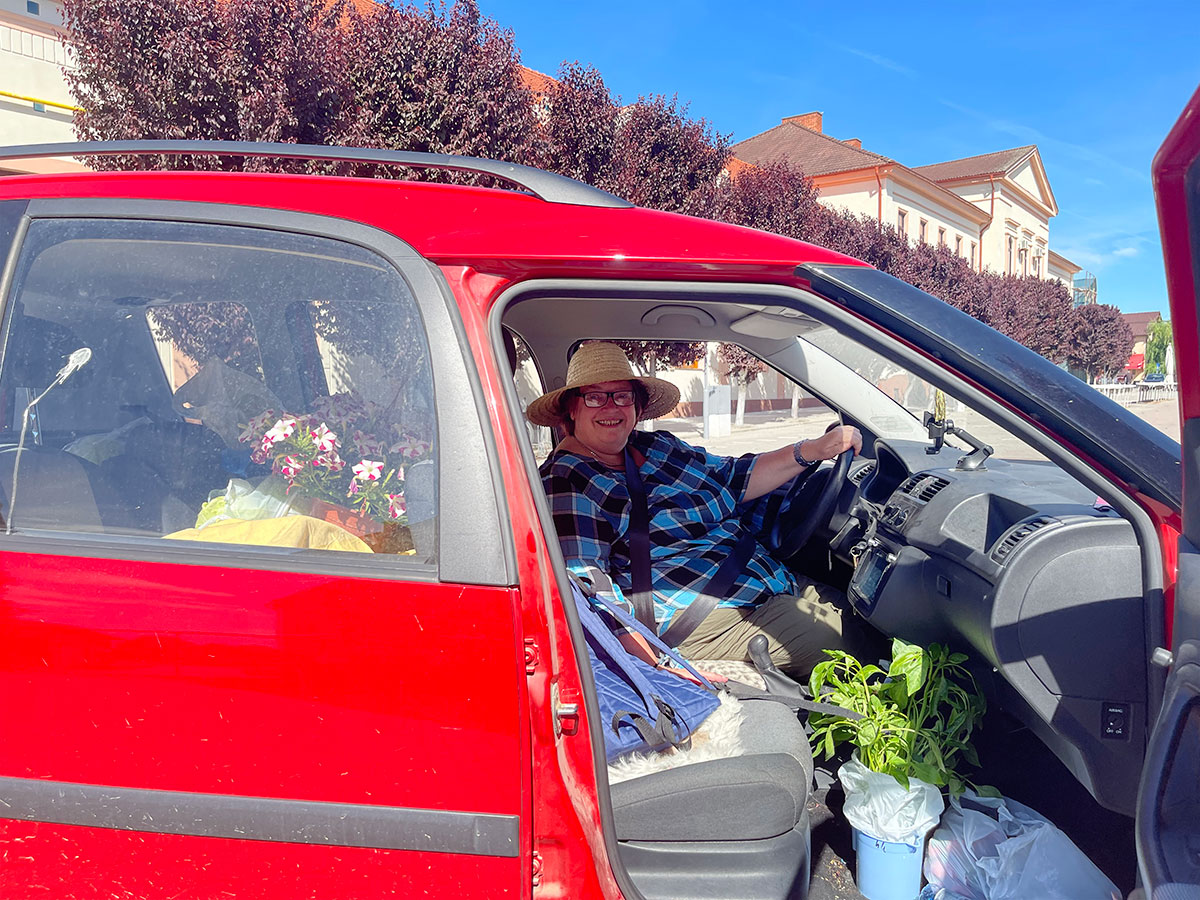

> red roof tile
[730,121,891,177]
[519,66,558,95]
[912,146,1037,183]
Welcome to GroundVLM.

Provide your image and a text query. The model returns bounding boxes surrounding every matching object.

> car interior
[0,216,438,560]
[497,278,1154,898]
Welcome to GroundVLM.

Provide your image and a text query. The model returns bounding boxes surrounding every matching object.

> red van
[0,83,1194,899]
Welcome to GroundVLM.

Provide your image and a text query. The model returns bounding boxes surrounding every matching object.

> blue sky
[479,0,1200,319]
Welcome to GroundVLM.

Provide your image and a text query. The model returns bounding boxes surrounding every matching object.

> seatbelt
[624,446,756,648]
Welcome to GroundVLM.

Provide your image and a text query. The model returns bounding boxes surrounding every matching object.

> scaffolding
[1072,271,1097,307]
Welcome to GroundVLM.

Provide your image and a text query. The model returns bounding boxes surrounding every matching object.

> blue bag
[570,578,722,762]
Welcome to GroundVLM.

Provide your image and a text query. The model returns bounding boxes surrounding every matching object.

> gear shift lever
[748,634,806,700]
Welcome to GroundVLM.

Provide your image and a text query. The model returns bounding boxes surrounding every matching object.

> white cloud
[836,45,915,78]
[1113,246,1139,258]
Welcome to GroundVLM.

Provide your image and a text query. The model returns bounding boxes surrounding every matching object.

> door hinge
[531,850,544,888]
[524,637,539,674]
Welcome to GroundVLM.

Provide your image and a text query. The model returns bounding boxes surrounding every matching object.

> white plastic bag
[839,755,944,844]
[923,790,1119,900]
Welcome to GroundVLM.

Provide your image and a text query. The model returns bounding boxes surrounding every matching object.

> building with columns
[731,112,1081,287]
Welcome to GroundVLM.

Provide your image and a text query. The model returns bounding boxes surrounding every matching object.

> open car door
[1138,82,1200,897]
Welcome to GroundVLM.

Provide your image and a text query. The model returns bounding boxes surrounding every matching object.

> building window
[970,241,977,267]
[937,228,946,247]
[26,0,40,14]
[919,220,928,243]
[955,235,963,257]
[1006,236,1014,274]
[897,209,907,236]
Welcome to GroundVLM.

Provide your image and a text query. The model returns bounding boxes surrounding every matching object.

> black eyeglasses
[580,390,636,408]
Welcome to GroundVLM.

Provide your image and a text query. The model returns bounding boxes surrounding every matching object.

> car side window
[0,217,437,563]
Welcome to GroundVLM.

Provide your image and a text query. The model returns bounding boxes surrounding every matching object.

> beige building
[0,0,83,173]
[731,112,1081,286]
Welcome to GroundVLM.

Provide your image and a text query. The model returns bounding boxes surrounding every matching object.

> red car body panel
[0,122,1187,896]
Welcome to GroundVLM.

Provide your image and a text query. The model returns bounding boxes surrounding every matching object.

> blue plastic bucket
[853,828,924,900]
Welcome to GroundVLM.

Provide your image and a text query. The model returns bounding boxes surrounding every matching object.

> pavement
[655,398,1181,460]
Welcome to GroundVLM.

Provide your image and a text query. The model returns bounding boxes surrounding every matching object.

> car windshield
[801,324,1050,462]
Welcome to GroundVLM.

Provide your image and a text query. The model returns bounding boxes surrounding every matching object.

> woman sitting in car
[528,341,869,678]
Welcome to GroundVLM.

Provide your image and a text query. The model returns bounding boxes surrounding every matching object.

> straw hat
[525,342,681,427]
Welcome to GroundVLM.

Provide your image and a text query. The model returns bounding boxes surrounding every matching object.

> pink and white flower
[262,417,298,447]
[310,423,338,454]
[315,451,346,472]
[352,459,384,482]
[387,493,406,520]
[240,409,277,444]
[390,434,432,460]
[279,455,302,480]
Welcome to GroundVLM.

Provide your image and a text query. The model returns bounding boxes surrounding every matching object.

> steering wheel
[765,448,854,560]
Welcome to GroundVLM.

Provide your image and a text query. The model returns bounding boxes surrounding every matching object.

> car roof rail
[0,140,635,209]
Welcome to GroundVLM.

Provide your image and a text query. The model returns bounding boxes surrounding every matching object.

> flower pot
[853,828,925,900]
[306,499,414,554]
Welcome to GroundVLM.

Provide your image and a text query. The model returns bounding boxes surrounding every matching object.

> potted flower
[808,638,991,900]
[239,393,433,553]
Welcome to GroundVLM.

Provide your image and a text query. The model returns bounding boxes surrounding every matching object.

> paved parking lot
[657,399,1181,461]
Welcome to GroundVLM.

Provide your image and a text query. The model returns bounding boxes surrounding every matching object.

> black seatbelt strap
[659,531,754,648]
[624,446,756,649]
[623,447,657,631]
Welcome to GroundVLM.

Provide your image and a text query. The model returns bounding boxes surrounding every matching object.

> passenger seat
[613,697,812,900]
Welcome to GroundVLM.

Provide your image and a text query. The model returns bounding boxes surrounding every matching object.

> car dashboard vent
[898,474,952,502]
[991,516,1059,563]
[850,461,876,485]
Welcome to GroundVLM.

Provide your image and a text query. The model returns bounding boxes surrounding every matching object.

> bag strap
[723,683,864,720]
[581,579,716,690]
[622,446,757,649]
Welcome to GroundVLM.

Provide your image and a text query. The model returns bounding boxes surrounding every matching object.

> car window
[0,217,437,563]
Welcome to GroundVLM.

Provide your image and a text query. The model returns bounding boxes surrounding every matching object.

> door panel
[1142,82,1200,894]
[0,207,526,896]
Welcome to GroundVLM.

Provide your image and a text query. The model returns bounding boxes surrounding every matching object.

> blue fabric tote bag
[570,578,721,762]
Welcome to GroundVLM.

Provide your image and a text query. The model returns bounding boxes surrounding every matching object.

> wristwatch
[793,439,817,467]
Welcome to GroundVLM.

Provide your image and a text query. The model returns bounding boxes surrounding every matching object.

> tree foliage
[615,341,706,373]
[63,0,352,170]
[1145,319,1172,373]
[718,343,767,382]
[535,62,730,214]
[61,0,1120,375]
[338,0,534,173]
[1064,304,1135,382]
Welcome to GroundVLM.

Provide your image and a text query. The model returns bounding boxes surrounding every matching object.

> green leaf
[973,783,1002,798]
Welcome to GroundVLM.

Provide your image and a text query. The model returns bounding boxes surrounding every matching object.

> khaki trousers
[676,574,872,679]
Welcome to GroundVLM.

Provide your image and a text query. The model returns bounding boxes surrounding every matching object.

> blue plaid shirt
[540,430,799,635]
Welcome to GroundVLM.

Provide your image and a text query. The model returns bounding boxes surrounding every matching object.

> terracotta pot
[307,500,413,554]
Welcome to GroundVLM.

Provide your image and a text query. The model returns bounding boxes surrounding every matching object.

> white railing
[1092,382,1177,406]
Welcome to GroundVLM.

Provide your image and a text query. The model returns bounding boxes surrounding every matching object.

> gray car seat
[613,697,813,900]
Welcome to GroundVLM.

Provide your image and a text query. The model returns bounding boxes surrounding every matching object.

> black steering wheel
[765,448,854,560]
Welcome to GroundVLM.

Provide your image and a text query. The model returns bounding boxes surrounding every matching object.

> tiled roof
[912,146,1037,183]
[519,66,557,95]
[730,121,892,177]
[1121,311,1161,335]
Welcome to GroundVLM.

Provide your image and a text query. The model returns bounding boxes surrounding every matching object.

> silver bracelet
[793,439,817,467]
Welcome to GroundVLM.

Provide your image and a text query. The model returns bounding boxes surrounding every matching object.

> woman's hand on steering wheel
[767,423,863,560]
[797,423,862,466]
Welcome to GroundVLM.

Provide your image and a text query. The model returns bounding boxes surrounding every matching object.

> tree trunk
[644,350,658,431]
[735,376,747,426]
[791,381,801,418]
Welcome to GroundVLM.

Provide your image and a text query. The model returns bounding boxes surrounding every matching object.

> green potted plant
[808,638,992,900]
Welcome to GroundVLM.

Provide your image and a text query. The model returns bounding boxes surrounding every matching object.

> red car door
[1139,82,1200,894]
[0,199,529,898]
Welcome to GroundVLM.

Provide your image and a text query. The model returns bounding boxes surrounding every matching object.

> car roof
[0,170,869,285]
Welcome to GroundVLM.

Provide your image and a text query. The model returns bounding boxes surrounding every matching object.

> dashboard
[836,439,1146,815]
